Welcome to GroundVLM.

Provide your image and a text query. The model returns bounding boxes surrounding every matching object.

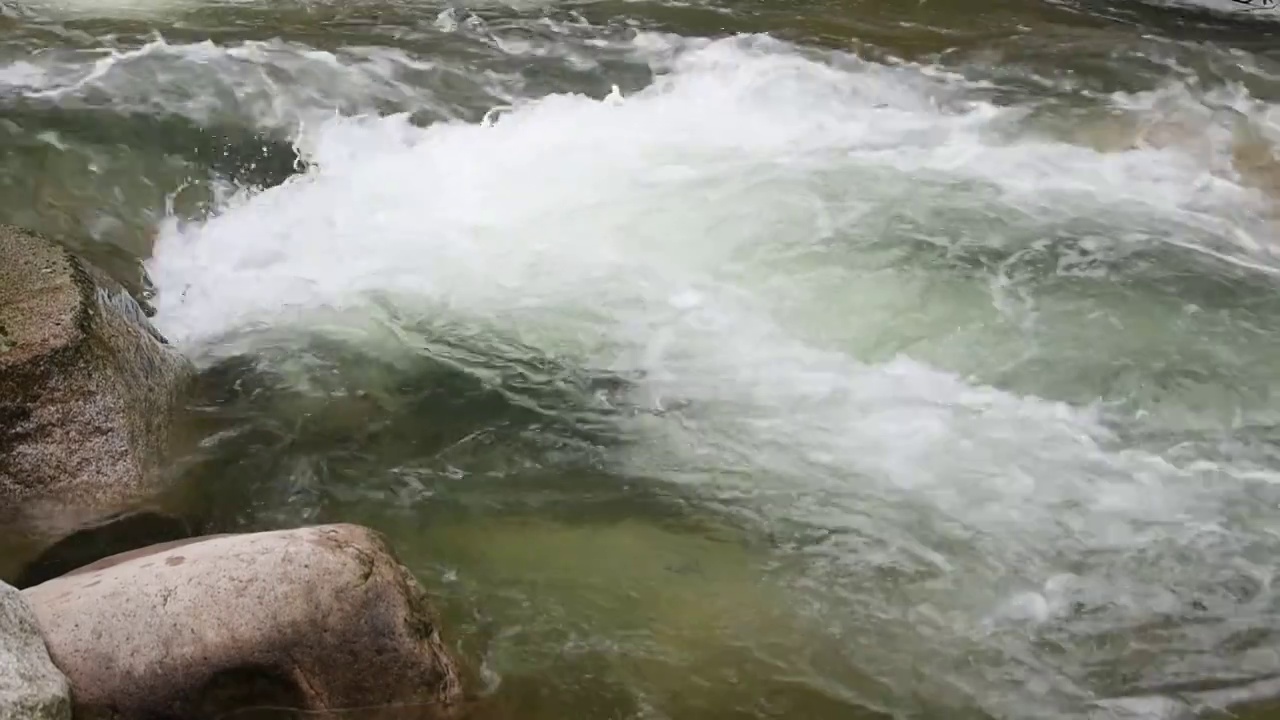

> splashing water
[129,30,1280,718]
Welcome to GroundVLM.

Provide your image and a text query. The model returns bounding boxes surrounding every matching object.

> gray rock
[0,225,195,581]
[23,524,464,720]
[12,509,195,589]
[0,581,70,720]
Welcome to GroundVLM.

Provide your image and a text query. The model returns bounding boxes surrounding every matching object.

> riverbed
[4,0,1280,718]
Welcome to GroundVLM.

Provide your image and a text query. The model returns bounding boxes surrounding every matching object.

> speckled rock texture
[0,581,70,720]
[23,524,464,720]
[0,225,194,580]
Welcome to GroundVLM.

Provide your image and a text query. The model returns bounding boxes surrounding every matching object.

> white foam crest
[144,33,1262,496]
[149,41,987,341]
[0,60,51,89]
[147,37,1278,711]
[149,36,1274,343]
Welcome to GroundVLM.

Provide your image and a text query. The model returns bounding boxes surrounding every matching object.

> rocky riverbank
[1,226,463,719]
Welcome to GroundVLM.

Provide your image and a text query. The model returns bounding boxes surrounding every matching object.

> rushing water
[7,0,1280,717]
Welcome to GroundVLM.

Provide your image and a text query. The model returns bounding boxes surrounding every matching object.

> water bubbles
[434,7,459,32]
[987,591,1053,627]
[135,30,1280,720]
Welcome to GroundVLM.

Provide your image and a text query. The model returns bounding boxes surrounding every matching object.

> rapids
[6,0,1280,718]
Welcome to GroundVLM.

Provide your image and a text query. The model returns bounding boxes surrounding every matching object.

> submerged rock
[23,524,463,720]
[11,509,195,589]
[0,225,195,581]
[0,581,70,720]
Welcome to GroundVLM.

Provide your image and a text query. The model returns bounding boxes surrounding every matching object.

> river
[4,0,1280,718]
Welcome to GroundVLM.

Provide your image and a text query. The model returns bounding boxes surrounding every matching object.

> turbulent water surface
[7,0,1280,717]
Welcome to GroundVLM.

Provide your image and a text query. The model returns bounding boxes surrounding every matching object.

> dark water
[6,0,1280,718]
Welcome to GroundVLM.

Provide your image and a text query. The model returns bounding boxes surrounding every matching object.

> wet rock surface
[23,523,464,720]
[0,225,195,581]
[0,581,70,720]
[11,509,196,589]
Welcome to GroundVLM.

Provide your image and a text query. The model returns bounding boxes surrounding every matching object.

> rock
[0,581,71,720]
[0,225,195,581]
[23,524,464,720]
[11,509,195,589]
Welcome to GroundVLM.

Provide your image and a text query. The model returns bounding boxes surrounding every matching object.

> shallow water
[6,0,1280,718]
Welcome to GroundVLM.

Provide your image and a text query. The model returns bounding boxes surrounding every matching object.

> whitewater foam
[144,33,1280,717]
[145,30,1268,545]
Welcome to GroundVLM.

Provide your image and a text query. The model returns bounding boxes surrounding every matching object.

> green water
[7,0,1280,717]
